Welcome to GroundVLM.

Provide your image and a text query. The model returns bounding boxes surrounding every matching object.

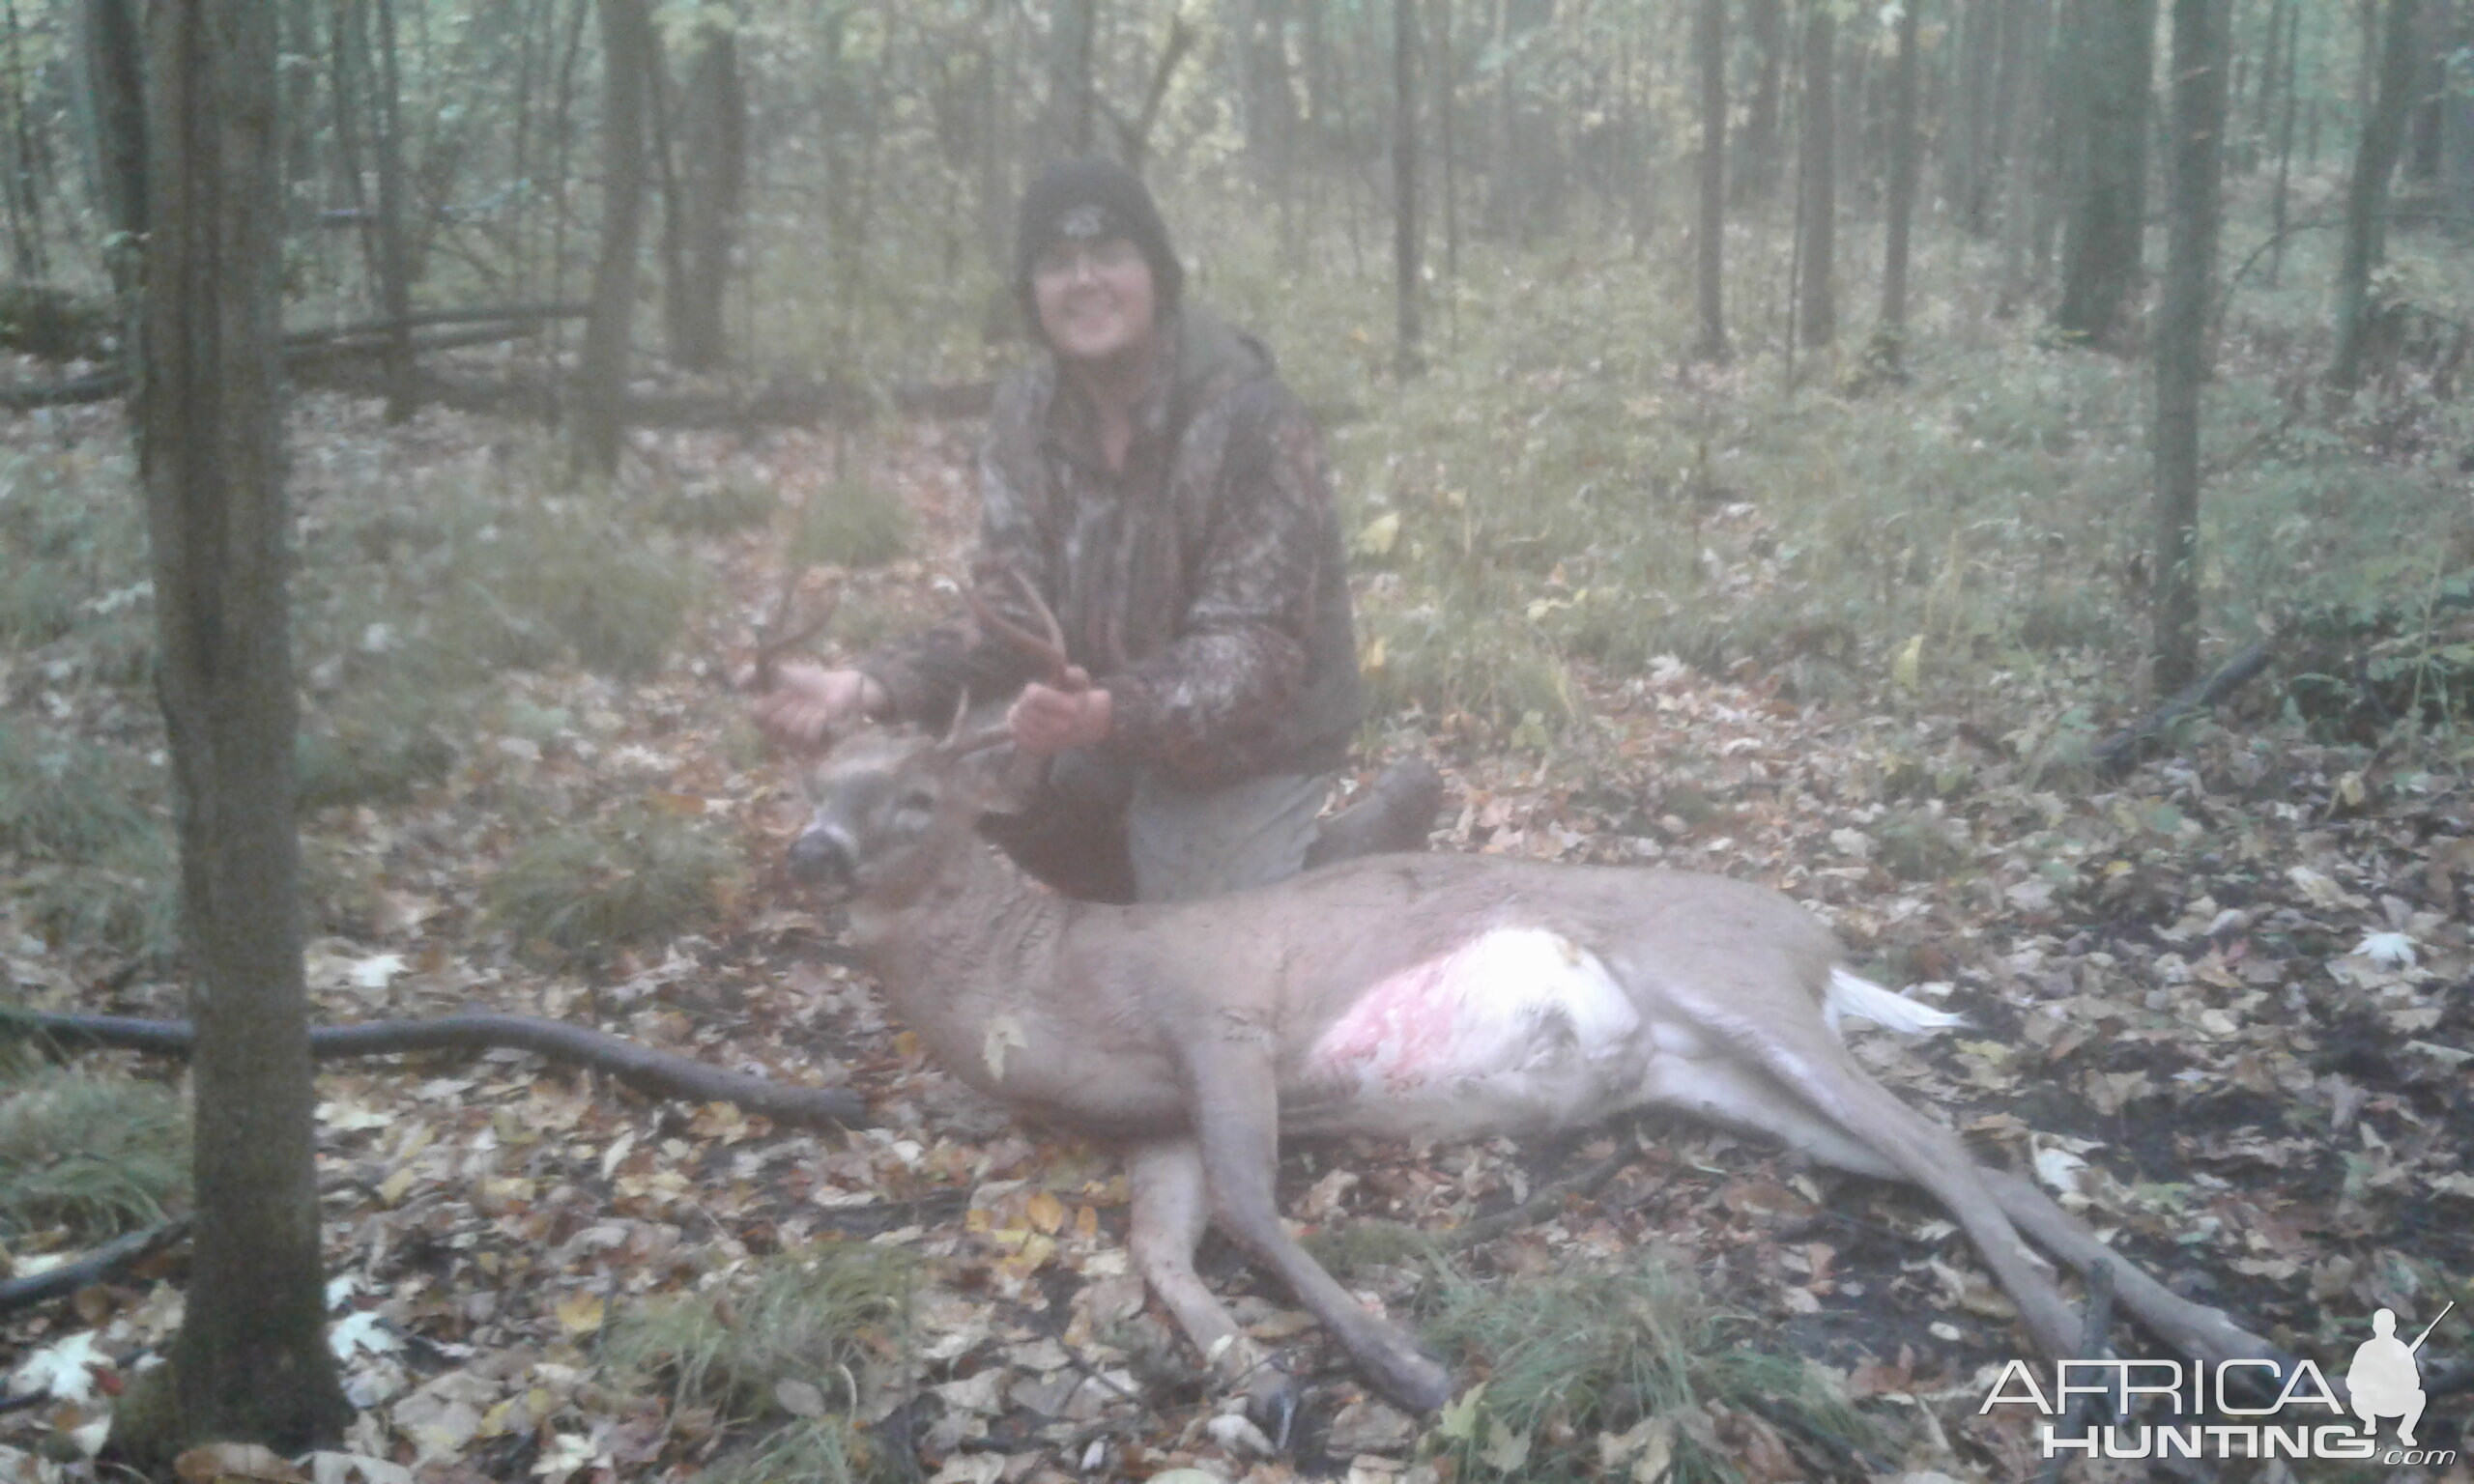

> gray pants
[981,749,1327,904]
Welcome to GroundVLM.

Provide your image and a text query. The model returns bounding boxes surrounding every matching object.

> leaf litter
[0,390,2467,1482]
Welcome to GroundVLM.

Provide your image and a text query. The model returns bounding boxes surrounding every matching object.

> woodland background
[2,0,2473,1481]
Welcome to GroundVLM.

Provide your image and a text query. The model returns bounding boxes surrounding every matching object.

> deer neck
[845,834,1070,1019]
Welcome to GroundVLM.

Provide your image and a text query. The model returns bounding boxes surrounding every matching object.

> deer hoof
[1380,1348,1456,1416]
[1243,1364,1302,1452]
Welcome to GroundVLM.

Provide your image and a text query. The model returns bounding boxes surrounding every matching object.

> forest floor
[1,330,2472,1484]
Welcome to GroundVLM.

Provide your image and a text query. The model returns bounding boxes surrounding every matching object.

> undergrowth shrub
[652,477,782,538]
[790,478,911,571]
[602,1243,913,1484]
[0,725,158,861]
[1418,1255,1875,1484]
[0,1057,187,1240]
[17,841,181,963]
[482,798,742,966]
[297,691,459,813]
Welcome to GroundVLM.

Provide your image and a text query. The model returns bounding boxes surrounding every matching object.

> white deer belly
[1287,928,1650,1141]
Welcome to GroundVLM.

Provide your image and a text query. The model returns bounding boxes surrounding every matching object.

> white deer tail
[1824,967,1967,1040]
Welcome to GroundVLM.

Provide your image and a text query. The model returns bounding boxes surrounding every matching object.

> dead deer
[787,595,2280,1423]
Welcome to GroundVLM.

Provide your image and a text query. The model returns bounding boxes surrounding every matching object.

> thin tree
[78,0,146,312]
[1694,0,1729,361]
[1796,0,1837,349]
[574,0,650,477]
[666,14,743,370]
[1739,0,1786,204]
[2054,0,2157,349]
[1045,0,1095,159]
[2267,0,2301,284]
[2153,0,2229,694]
[2329,0,2425,392]
[1873,0,1923,373]
[1393,0,1421,377]
[106,0,355,1462]
[368,0,415,420]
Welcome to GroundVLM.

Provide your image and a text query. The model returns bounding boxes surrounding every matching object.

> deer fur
[791,727,2279,1417]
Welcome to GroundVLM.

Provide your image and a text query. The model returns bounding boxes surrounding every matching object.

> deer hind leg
[1973,1167,2281,1369]
[1647,1035,2083,1358]
[1179,1038,1456,1413]
[1125,1138,1300,1426]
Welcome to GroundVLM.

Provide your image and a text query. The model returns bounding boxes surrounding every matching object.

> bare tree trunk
[1393,0,1421,377]
[1044,0,1095,160]
[2268,0,2300,283]
[1694,0,1729,361]
[1797,0,1837,349]
[368,0,415,421]
[1438,0,1458,283]
[107,0,353,1464]
[78,0,146,310]
[1739,0,1786,204]
[1874,0,1922,371]
[2055,0,2156,349]
[2329,0,2424,391]
[667,17,742,370]
[1999,0,2057,311]
[574,0,648,476]
[2153,0,2229,693]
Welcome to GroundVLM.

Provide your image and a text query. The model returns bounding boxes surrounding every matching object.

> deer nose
[790,825,854,887]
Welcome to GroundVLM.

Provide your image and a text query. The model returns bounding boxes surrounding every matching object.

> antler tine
[747,572,839,693]
[965,567,1076,688]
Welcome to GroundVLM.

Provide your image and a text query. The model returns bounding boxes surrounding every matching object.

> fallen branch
[2035,1260,2116,1484]
[2093,641,2274,775]
[0,1009,872,1130]
[0,1217,189,1319]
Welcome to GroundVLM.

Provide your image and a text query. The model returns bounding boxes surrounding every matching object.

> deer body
[798,728,2279,1418]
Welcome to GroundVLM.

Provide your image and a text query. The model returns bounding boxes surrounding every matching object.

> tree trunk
[2054,0,2156,349]
[1694,0,1729,361]
[1875,0,1923,370]
[574,0,649,477]
[1999,0,2057,311]
[78,0,146,311]
[1044,0,1095,160]
[107,0,353,1465]
[1392,0,1421,377]
[1739,0,1786,204]
[2153,0,2229,694]
[2268,0,2300,284]
[1797,0,1837,349]
[368,0,415,421]
[665,18,743,371]
[2329,0,2425,391]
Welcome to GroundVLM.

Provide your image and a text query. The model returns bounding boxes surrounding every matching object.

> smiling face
[1030,235,1159,366]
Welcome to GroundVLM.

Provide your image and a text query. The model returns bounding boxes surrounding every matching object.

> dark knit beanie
[1013,157,1184,337]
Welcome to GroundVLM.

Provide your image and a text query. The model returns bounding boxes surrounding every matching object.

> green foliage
[0,724,158,862]
[17,840,181,963]
[0,1057,187,1240]
[481,798,743,966]
[296,690,459,813]
[0,287,109,361]
[602,1243,914,1484]
[652,477,783,538]
[789,479,911,572]
[1419,1256,1874,1484]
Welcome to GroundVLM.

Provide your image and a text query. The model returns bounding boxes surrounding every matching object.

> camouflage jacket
[861,306,1362,785]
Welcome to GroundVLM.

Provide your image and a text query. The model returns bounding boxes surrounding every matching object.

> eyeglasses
[1033,236,1142,283]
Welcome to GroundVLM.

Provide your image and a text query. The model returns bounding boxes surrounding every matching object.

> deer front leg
[1177,1029,1456,1414]
[1125,1138,1302,1439]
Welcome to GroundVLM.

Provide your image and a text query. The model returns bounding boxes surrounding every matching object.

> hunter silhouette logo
[2349,1302,2451,1446]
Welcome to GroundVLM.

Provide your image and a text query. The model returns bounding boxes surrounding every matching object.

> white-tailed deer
[786,585,2279,1421]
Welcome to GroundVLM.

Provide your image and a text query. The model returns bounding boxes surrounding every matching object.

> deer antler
[965,567,1081,692]
[741,568,838,693]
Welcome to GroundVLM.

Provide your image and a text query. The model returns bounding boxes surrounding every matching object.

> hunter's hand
[752,664,882,751]
[1008,670,1110,756]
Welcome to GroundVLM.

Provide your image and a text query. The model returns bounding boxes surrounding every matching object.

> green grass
[0,1057,187,1241]
[601,1243,915,1484]
[789,477,912,572]
[481,798,744,967]
[1417,1255,1878,1484]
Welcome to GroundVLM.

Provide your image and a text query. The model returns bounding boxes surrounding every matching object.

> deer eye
[896,787,937,814]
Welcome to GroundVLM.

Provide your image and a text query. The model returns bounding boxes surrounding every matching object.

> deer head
[789,717,1035,906]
